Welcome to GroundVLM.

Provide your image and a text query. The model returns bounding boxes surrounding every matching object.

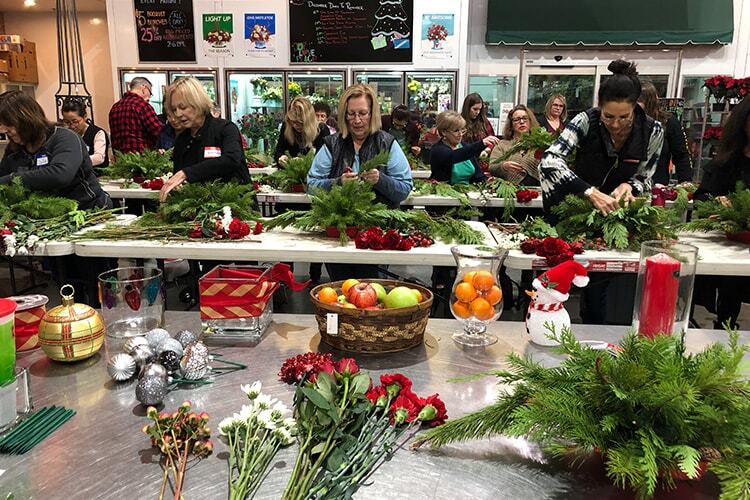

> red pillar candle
[638,252,680,338]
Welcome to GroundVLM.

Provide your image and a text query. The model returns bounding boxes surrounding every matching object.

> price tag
[326,313,338,335]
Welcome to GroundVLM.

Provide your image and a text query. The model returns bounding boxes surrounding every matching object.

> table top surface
[2,312,742,500]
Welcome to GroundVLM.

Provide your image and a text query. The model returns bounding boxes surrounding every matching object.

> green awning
[486,0,733,46]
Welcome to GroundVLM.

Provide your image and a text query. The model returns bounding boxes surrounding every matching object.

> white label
[204,147,221,158]
[36,154,49,166]
[326,313,338,335]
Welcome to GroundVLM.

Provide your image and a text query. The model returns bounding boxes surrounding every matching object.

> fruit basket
[310,279,433,353]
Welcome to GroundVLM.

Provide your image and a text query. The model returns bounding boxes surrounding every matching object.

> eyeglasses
[601,113,634,125]
[346,111,370,120]
[511,117,529,123]
[551,103,564,109]
[62,117,84,126]
[450,128,466,135]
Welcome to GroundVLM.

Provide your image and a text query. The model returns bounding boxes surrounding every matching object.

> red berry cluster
[516,189,540,203]
[354,227,433,251]
[141,178,164,190]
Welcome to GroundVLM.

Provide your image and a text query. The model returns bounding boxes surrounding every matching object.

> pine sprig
[103,149,173,180]
[159,180,258,224]
[412,180,480,218]
[680,182,750,234]
[490,127,555,164]
[482,178,517,221]
[0,178,80,221]
[358,150,390,173]
[267,150,315,192]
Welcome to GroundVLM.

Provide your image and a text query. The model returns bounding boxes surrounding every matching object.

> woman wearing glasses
[538,95,567,135]
[539,60,663,215]
[274,96,330,166]
[61,98,110,173]
[488,105,541,185]
[430,110,500,185]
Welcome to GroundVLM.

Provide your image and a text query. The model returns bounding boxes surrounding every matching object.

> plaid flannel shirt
[108,92,164,153]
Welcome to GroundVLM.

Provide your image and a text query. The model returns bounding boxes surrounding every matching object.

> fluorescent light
[24,0,37,6]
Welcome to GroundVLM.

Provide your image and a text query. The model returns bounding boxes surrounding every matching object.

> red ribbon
[208,263,309,292]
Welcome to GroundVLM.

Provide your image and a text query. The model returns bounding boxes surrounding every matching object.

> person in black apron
[61,98,110,176]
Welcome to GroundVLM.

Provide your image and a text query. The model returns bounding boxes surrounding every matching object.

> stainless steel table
[2,313,743,499]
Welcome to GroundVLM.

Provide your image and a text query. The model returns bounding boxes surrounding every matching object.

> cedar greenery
[358,150,391,173]
[414,326,750,500]
[552,195,676,250]
[412,180,481,218]
[0,177,78,220]
[679,182,750,234]
[103,149,173,180]
[518,216,558,239]
[490,127,555,164]
[158,180,258,224]
[482,178,518,221]
[267,150,316,192]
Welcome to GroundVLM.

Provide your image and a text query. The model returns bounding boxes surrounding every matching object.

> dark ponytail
[598,59,641,105]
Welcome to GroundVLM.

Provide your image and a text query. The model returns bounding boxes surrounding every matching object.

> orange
[470,297,495,321]
[452,300,471,319]
[318,287,338,304]
[341,279,360,295]
[462,271,477,284]
[411,289,423,303]
[472,271,496,292]
[454,282,478,303]
[483,285,503,305]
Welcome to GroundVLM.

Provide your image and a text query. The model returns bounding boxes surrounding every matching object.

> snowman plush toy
[525,260,590,346]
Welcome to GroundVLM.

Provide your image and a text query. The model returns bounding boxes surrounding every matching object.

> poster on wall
[202,13,234,57]
[288,0,413,63]
[421,13,455,59]
[134,0,196,62]
[245,14,276,58]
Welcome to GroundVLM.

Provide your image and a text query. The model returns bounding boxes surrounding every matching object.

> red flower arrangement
[140,178,165,190]
[703,126,723,141]
[521,236,584,266]
[278,352,335,384]
[516,189,540,203]
[704,75,750,101]
[426,24,449,42]
[354,227,434,251]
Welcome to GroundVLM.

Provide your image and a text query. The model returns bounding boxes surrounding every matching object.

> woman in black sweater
[638,82,692,184]
[429,111,499,185]
[61,98,110,173]
[273,97,330,165]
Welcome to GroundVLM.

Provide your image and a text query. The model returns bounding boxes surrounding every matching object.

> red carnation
[389,394,418,424]
[366,385,388,407]
[253,221,263,235]
[538,237,570,257]
[417,394,448,427]
[278,352,335,385]
[545,251,574,267]
[382,229,402,250]
[228,218,251,239]
[189,224,203,239]
[520,238,541,254]
[395,238,413,251]
[148,178,164,190]
[380,373,412,398]
[354,232,370,249]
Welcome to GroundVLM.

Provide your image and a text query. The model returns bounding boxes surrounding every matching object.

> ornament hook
[60,284,76,306]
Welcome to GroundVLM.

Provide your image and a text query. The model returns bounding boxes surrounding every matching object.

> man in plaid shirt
[108,77,164,153]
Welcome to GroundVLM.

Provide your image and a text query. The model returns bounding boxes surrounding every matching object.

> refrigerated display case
[354,71,404,115]
[406,71,456,114]
[226,71,285,152]
[119,70,168,115]
[287,71,344,115]
[169,70,218,106]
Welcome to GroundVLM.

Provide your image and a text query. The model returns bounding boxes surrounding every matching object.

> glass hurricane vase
[449,245,508,347]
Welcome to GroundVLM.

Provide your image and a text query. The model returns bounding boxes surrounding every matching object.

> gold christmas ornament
[38,285,105,362]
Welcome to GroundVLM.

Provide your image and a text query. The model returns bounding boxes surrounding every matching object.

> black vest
[323,130,396,206]
[82,123,110,170]
[574,106,655,194]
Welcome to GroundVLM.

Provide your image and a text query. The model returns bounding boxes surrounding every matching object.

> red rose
[252,222,263,235]
[520,238,540,254]
[148,178,164,190]
[569,240,585,255]
[1,228,12,236]
[538,237,569,257]
[252,181,261,191]
[380,373,412,398]
[335,357,359,377]
[382,229,402,250]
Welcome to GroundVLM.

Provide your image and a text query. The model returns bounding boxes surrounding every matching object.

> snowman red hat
[532,260,590,302]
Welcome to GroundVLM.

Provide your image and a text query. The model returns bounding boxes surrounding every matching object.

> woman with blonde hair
[539,94,567,134]
[489,104,542,185]
[159,77,249,201]
[430,110,499,185]
[274,96,330,165]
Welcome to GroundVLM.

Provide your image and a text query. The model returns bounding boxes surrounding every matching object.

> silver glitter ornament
[141,362,168,380]
[107,353,137,381]
[179,341,210,380]
[156,337,184,357]
[123,336,149,355]
[131,344,155,368]
[135,373,168,406]
[174,329,198,348]
[145,328,171,350]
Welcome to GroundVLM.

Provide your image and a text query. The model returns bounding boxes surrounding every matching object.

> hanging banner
[134,0,196,62]
[245,13,276,58]
[202,13,234,57]
[421,13,455,59]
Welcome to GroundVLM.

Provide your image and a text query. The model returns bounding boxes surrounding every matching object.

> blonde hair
[284,97,319,149]
[544,94,568,122]
[502,105,540,139]
[337,84,382,139]
[167,77,212,119]
[436,111,466,137]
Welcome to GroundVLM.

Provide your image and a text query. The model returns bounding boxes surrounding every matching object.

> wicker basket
[310,279,433,353]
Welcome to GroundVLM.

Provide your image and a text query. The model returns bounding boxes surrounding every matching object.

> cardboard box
[0,40,38,84]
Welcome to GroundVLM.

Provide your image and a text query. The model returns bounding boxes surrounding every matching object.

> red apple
[347,283,378,308]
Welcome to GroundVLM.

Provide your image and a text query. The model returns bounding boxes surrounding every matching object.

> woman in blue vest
[538,59,665,324]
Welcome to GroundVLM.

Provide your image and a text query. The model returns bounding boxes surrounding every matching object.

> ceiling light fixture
[24,0,37,7]
[90,18,102,25]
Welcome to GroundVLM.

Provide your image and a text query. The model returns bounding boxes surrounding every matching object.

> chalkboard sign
[289,0,413,64]
[134,0,196,63]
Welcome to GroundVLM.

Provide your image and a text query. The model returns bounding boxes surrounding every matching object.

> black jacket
[81,123,110,170]
[381,115,420,147]
[538,115,565,135]
[273,122,330,163]
[173,114,250,184]
[653,115,692,185]
[0,127,111,209]
[429,139,487,184]
[694,154,750,201]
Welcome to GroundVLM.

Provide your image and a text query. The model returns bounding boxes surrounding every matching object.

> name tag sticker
[204,147,221,158]
[36,154,49,166]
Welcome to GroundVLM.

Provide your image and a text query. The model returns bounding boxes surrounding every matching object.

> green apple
[384,286,419,309]
[337,294,348,304]
[371,283,387,303]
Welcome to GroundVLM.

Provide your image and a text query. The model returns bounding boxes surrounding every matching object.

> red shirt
[108,91,164,153]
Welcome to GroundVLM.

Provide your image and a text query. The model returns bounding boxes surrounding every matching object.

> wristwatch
[584,187,595,197]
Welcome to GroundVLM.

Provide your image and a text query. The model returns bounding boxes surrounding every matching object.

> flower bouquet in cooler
[278,352,447,500]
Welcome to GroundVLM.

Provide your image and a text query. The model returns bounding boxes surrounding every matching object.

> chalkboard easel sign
[289,0,413,63]
[134,0,196,63]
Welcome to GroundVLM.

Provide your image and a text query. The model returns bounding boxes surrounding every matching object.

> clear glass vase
[98,266,164,338]
[449,245,508,347]
[632,241,698,337]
